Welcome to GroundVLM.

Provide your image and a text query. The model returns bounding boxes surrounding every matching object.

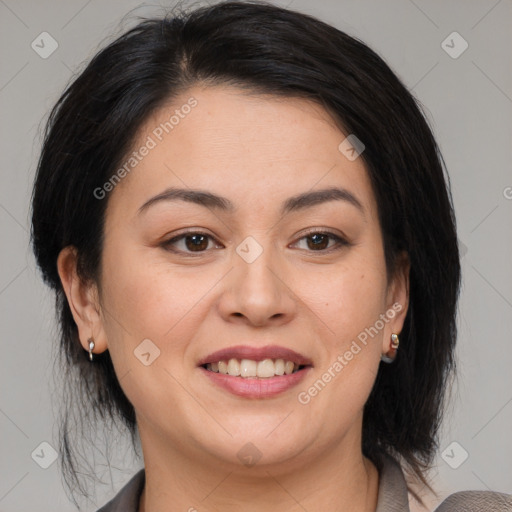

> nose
[216,242,297,328]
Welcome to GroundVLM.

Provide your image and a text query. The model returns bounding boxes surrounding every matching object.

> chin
[197,421,311,468]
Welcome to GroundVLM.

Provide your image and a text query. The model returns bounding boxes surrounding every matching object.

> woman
[30,1,511,511]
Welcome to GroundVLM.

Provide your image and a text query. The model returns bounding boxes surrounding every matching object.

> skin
[58,85,410,512]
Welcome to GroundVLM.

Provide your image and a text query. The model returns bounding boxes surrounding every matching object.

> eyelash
[160,228,350,256]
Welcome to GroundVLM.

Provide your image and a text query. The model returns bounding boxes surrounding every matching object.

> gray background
[1,0,511,510]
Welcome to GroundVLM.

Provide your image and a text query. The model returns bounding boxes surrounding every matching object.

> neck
[137,421,379,512]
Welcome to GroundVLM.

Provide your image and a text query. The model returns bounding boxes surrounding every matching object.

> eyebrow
[137,186,365,217]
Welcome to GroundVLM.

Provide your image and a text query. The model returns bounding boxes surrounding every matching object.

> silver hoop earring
[88,338,95,362]
[381,333,399,363]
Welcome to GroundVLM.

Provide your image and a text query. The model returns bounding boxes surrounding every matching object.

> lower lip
[199,366,312,399]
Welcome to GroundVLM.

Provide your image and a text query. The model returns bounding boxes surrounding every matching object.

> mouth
[201,359,309,378]
[197,344,313,376]
[197,345,313,398]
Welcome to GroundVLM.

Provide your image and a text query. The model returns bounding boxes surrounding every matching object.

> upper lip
[197,345,313,367]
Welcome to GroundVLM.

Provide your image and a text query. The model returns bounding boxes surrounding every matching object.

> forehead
[106,85,377,221]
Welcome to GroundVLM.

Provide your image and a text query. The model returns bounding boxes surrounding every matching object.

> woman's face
[65,85,409,471]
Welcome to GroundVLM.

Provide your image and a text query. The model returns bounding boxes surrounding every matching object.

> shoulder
[95,469,145,512]
[433,490,512,511]
[374,452,512,512]
[374,452,411,511]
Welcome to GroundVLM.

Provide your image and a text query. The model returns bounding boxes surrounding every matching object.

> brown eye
[306,233,330,250]
[183,234,209,251]
[293,230,349,253]
[161,232,221,254]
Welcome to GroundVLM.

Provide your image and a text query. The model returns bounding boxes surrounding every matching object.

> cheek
[99,240,216,362]
[97,243,211,422]
[308,259,387,343]
[295,258,387,413]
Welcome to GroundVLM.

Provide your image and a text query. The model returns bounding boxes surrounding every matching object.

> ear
[57,246,108,356]
[382,251,410,354]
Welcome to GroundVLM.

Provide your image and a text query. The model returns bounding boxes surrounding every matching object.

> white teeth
[240,359,257,377]
[205,358,302,378]
[257,359,275,378]
[227,358,241,376]
[274,358,285,375]
[218,361,228,374]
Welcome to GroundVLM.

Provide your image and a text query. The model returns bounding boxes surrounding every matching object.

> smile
[203,358,306,378]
